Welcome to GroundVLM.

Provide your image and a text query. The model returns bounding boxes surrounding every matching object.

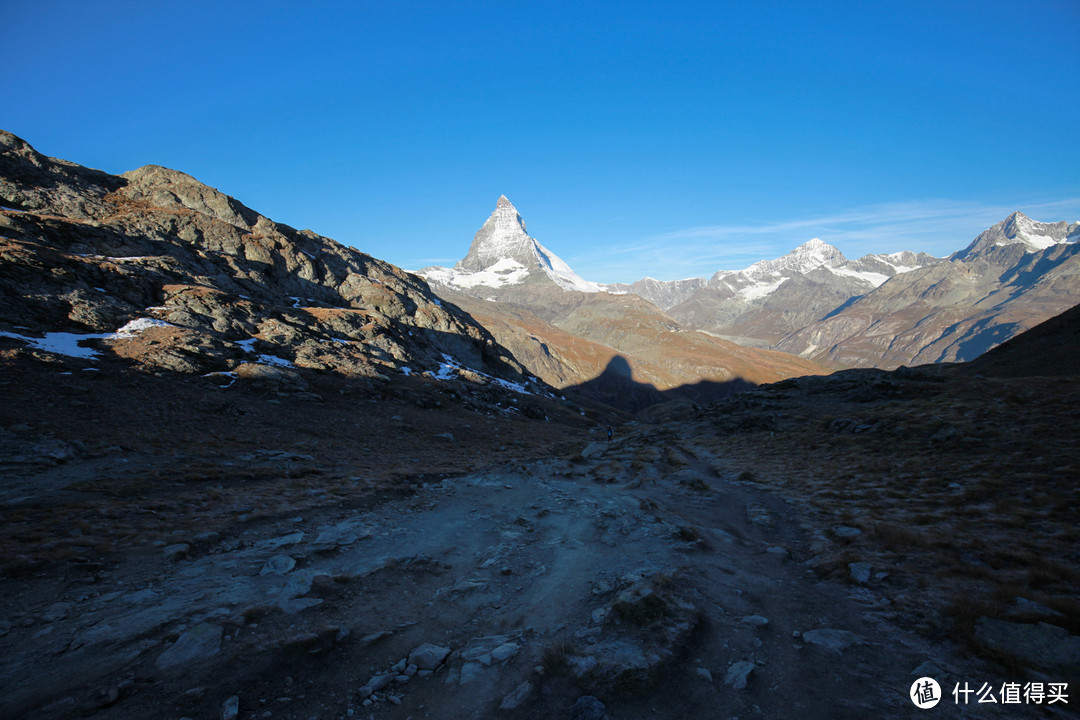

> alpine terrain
[419,198,828,412]
[1,132,1078,720]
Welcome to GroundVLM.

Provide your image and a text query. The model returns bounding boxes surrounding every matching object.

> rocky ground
[3,332,1078,719]
[3,132,1077,719]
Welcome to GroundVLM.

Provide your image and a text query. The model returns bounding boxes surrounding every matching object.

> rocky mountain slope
[419,198,829,411]
[0,131,543,394]
[777,212,1080,368]
[3,280,1076,720]
[2,132,1077,719]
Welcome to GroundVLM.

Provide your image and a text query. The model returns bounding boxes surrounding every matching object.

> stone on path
[724,661,754,689]
[155,623,222,670]
[802,628,861,653]
[571,695,609,720]
[848,561,872,583]
[260,555,296,575]
[221,695,239,720]
[408,642,451,670]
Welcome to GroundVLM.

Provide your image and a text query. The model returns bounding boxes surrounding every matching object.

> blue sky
[5,1,1079,282]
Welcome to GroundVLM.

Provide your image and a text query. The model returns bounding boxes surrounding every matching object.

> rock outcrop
[0,131,539,389]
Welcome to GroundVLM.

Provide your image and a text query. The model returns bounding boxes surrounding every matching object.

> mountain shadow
[565,355,757,415]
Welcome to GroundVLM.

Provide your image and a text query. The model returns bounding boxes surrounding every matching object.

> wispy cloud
[569,197,1080,283]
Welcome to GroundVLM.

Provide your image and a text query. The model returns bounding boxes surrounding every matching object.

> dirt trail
[1,434,1024,720]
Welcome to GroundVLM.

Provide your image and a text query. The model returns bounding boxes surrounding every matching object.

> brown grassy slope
[667,306,1080,671]
[0,345,600,578]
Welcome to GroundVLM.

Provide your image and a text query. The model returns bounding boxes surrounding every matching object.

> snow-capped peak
[419,197,603,293]
[952,211,1080,261]
[743,238,846,279]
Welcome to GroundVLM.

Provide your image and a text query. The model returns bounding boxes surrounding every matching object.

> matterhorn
[419,196,603,295]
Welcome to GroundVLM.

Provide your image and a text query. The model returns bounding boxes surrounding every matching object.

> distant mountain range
[419,198,827,410]
[420,197,1080,371]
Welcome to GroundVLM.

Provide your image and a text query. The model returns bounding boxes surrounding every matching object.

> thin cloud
[581,197,1080,282]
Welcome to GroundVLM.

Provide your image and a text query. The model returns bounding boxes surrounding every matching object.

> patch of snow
[401,367,412,376]
[825,265,891,287]
[256,354,295,368]
[432,353,532,394]
[1,318,176,359]
[0,330,106,359]
[203,371,238,388]
[995,234,1058,251]
[434,355,459,380]
[428,259,532,289]
[235,338,259,352]
[300,250,316,260]
[1,206,25,213]
[113,318,174,337]
[738,278,786,301]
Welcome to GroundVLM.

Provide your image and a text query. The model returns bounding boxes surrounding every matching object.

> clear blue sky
[5,1,1079,282]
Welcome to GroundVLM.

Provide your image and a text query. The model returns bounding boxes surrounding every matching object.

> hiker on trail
[607,426,613,443]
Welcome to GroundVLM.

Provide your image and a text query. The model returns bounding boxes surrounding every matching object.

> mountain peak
[952,211,1080,261]
[743,237,846,278]
[419,197,602,293]
[455,197,531,273]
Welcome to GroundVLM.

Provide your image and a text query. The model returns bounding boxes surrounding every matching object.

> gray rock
[390,658,407,673]
[363,674,395,693]
[725,661,754,689]
[222,694,239,720]
[260,555,296,575]
[974,618,1080,672]
[499,680,532,710]
[266,532,305,548]
[491,642,519,661]
[802,628,861,653]
[459,660,486,685]
[1009,597,1063,618]
[848,561,872,583]
[156,623,223,670]
[408,642,451,670]
[832,525,862,539]
[741,615,769,627]
[696,667,713,682]
[571,695,609,720]
[163,543,190,561]
[360,630,393,645]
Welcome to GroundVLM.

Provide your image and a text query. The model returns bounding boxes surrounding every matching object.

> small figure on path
[607,426,613,443]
